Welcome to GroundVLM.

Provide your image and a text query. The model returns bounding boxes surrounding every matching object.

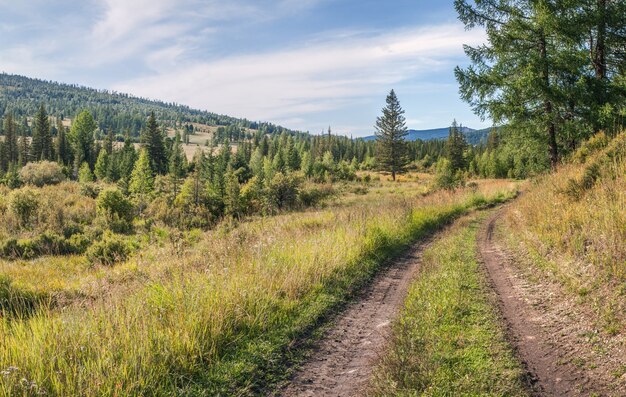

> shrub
[86,233,134,266]
[18,161,66,187]
[8,188,40,228]
[96,188,134,232]
[434,159,465,190]
[80,182,101,198]
[298,184,336,207]
[265,172,301,211]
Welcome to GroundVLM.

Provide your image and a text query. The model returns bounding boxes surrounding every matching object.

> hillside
[362,126,490,144]
[0,73,294,137]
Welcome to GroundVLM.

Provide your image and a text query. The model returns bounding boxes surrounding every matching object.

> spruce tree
[3,113,18,165]
[168,131,186,199]
[129,148,154,214]
[32,104,53,161]
[94,149,110,181]
[446,120,467,172]
[142,112,167,175]
[69,110,96,175]
[56,120,72,166]
[375,89,408,180]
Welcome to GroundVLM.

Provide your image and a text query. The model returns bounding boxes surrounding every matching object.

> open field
[0,176,517,396]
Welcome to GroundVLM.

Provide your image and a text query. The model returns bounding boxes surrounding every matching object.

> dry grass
[502,132,626,334]
[0,176,517,396]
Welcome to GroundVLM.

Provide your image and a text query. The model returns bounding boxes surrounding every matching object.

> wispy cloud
[114,24,485,131]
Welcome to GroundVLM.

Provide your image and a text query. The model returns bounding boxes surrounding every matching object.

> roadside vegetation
[0,175,516,396]
[369,213,527,397]
[501,132,626,335]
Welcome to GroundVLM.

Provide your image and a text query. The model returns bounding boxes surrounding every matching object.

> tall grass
[369,214,527,396]
[503,132,625,333]
[0,179,517,396]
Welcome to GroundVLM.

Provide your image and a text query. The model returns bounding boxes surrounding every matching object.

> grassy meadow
[0,175,517,396]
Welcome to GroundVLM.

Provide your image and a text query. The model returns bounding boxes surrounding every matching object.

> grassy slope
[0,179,517,396]
[369,213,527,396]
[502,132,626,334]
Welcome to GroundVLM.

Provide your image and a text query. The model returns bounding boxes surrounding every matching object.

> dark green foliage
[69,110,96,173]
[375,90,409,180]
[455,0,626,170]
[31,104,53,161]
[96,188,135,232]
[142,112,167,175]
[446,120,467,172]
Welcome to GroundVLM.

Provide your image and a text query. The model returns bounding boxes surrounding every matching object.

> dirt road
[278,241,428,396]
[478,211,626,396]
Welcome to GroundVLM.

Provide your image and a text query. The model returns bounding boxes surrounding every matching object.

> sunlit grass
[369,214,527,396]
[0,176,518,396]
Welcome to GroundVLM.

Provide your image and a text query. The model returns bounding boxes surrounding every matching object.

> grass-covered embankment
[0,181,517,396]
[369,213,527,396]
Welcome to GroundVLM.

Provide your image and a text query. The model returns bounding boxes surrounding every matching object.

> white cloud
[113,24,485,125]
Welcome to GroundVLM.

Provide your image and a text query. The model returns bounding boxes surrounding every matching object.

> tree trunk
[539,31,559,170]
[594,0,607,80]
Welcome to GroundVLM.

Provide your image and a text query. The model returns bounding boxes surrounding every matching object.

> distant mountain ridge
[362,126,491,145]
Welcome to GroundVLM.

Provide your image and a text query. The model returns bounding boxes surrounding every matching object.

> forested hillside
[0,73,292,137]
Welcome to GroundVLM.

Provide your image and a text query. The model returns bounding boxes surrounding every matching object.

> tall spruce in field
[142,112,167,175]
[3,113,18,164]
[375,89,408,181]
[32,104,53,161]
[446,120,467,172]
[69,110,97,175]
[17,128,29,167]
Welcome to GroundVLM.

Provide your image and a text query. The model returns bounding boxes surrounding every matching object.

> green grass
[369,213,528,397]
[0,182,518,396]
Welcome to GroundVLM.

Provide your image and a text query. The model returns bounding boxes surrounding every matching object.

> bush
[298,184,336,207]
[265,172,301,211]
[8,188,40,228]
[96,188,135,232]
[18,161,66,187]
[434,159,465,190]
[86,233,135,266]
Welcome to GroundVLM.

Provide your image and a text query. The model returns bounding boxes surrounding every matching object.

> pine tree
[224,165,241,218]
[129,149,154,214]
[168,131,186,199]
[3,113,18,165]
[18,129,29,167]
[94,149,110,181]
[446,120,467,172]
[56,119,72,166]
[119,133,137,181]
[32,104,53,161]
[375,89,408,180]
[142,112,167,175]
[78,162,94,183]
[69,110,96,175]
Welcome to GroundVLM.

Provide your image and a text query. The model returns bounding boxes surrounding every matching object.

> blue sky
[0,0,491,136]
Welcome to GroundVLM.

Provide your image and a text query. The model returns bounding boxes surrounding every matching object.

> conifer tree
[69,110,97,175]
[32,104,53,161]
[375,89,408,180]
[142,112,167,175]
[56,119,72,166]
[446,120,467,172]
[168,131,186,199]
[94,149,110,181]
[3,113,18,165]
[130,149,154,214]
